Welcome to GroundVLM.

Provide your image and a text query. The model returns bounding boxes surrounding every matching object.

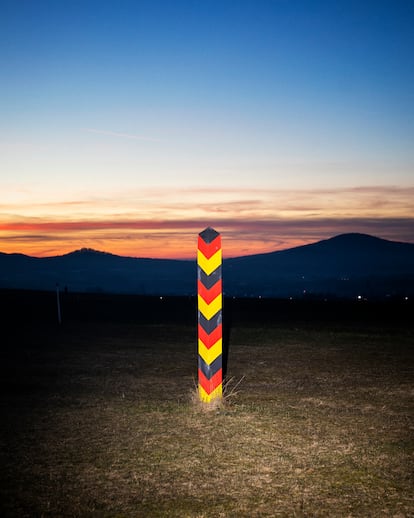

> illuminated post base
[199,383,222,403]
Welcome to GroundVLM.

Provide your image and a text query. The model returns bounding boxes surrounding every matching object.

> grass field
[0,291,413,517]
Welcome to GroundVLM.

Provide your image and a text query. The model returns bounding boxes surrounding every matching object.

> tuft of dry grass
[189,375,246,413]
[1,308,413,517]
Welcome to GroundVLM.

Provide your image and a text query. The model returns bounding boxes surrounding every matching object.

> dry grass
[1,311,413,517]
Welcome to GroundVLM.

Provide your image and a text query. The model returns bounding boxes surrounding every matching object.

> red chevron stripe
[197,234,221,259]
[198,279,222,304]
[198,323,222,348]
[198,368,222,395]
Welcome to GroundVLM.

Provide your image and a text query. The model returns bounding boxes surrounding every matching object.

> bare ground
[0,294,413,517]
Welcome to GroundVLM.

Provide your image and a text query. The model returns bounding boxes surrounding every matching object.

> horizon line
[1,231,412,261]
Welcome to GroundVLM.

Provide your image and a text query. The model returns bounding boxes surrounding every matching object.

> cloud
[1,215,413,258]
[2,184,413,217]
[1,184,413,258]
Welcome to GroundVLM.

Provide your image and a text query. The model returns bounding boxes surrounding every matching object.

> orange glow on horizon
[1,185,413,259]
[1,216,414,259]
[0,222,292,259]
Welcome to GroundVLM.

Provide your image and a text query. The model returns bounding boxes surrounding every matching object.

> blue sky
[1,0,413,258]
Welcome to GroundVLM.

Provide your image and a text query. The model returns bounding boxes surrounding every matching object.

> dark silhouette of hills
[0,247,195,295]
[1,233,413,299]
[224,233,414,298]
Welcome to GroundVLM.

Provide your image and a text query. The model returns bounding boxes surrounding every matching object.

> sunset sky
[1,0,413,259]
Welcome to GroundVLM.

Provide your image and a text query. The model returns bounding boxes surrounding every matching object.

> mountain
[0,248,196,295]
[0,234,413,299]
[224,233,414,298]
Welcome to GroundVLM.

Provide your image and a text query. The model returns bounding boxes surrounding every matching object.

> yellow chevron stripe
[199,383,222,403]
[197,249,222,276]
[198,293,222,320]
[198,338,222,365]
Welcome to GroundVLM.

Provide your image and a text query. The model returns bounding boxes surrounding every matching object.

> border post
[197,227,223,403]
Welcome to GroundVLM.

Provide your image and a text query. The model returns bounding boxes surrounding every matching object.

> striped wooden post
[197,227,223,403]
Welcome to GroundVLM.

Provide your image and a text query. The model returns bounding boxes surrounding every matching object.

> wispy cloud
[1,184,413,258]
[1,216,413,258]
[82,128,161,142]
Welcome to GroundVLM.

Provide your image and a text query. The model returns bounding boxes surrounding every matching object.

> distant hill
[0,248,195,295]
[1,233,413,299]
[224,233,414,298]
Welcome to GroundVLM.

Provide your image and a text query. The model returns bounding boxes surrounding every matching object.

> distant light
[357,295,362,300]
[159,296,163,301]
[405,296,409,301]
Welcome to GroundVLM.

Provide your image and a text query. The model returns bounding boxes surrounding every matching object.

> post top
[199,227,220,244]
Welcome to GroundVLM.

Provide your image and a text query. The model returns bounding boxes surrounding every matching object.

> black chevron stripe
[198,310,222,333]
[197,265,222,289]
[198,355,222,378]
[199,227,220,244]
